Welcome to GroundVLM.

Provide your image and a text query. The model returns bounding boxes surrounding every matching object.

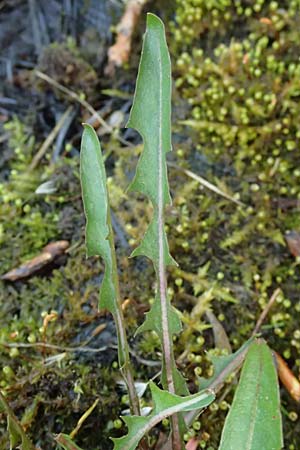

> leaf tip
[146,13,164,30]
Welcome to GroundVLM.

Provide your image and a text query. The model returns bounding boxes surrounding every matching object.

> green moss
[166,1,300,446]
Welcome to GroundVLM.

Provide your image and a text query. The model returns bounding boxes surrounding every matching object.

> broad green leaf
[80,123,117,313]
[0,390,36,450]
[218,340,283,450]
[127,13,187,397]
[112,381,215,450]
[55,433,84,450]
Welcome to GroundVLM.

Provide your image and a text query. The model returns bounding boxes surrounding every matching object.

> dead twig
[1,341,108,354]
[105,0,149,76]
[1,241,69,281]
[252,288,281,336]
[52,106,77,163]
[28,0,42,55]
[274,352,300,403]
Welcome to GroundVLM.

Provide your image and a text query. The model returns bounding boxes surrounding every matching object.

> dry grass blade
[29,106,74,170]
[35,70,132,147]
[252,288,281,336]
[69,399,100,439]
[206,310,232,353]
[168,162,244,206]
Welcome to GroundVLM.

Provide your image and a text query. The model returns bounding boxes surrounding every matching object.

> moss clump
[165,1,300,447]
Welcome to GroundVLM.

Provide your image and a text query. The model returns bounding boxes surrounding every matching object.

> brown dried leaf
[1,240,69,281]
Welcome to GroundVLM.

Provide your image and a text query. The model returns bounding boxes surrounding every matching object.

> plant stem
[158,248,182,450]
[156,34,182,445]
[157,120,181,448]
[107,212,141,417]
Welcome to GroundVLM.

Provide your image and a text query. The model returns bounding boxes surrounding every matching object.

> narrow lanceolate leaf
[81,123,124,357]
[80,123,117,313]
[112,381,215,450]
[80,124,140,416]
[218,340,283,450]
[127,13,186,399]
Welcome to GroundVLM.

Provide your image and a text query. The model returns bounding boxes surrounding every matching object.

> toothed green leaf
[136,293,182,336]
[112,381,215,450]
[127,13,187,398]
[130,212,176,266]
[127,13,173,220]
[218,340,283,450]
[80,123,117,313]
[80,124,135,383]
[127,12,175,273]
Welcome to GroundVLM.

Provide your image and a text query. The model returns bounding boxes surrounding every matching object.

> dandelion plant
[80,14,215,449]
[0,9,285,450]
[78,12,283,450]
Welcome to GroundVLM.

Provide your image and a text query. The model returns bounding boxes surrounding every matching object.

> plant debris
[105,0,149,76]
[1,240,69,281]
